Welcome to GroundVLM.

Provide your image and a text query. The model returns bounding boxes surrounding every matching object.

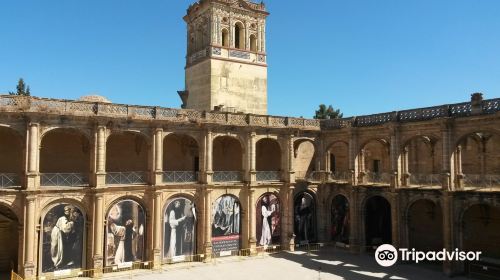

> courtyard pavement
[106,248,471,280]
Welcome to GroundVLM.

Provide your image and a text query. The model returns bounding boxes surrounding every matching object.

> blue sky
[1,0,499,117]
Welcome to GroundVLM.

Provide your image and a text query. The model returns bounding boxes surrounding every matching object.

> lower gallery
[0,94,499,278]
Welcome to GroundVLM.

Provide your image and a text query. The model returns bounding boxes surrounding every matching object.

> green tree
[9,78,31,96]
[314,104,343,119]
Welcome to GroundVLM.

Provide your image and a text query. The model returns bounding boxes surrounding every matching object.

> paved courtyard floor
[106,248,470,280]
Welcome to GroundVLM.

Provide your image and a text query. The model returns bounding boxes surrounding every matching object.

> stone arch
[0,203,20,273]
[256,192,281,246]
[0,126,24,187]
[363,195,392,248]
[38,201,86,273]
[330,194,350,244]
[326,140,349,175]
[163,133,200,172]
[106,131,149,173]
[403,135,442,181]
[234,21,245,49]
[294,191,317,243]
[213,136,244,171]
[360,138,390,176]
[406,199,443,252]
[455,131,500,180]
[104,198,147,266]
[40,128,91,186]
[461,203,500,258]
[293,139,315,180]
[256,138,281,171]
[163,195,197,260]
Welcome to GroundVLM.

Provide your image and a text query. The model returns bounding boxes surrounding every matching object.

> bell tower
[181,0,269,114]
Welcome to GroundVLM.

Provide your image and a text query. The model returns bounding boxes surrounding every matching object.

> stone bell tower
[180,0,269,114]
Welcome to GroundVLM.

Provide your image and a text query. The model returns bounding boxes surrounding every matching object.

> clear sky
[1,0,499,118]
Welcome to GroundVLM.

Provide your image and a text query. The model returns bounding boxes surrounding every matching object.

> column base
[153,249,162,270]
[249,238,257,256]
[287,235,296,251]
[92,255,104,277]
[204,242,213,262]
[23,262,35,278]
[95,173,106,188]
[26,173,39,189]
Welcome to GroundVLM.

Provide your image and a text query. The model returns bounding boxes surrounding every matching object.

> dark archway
[0,205,19,274]
[331,195,349,244]
[294,191,317,243]
[106,132,149,184]
[462,204,500,259]
[408,199,443,252]
[365,196,392,247]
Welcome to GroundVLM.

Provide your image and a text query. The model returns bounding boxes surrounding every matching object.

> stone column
[441,121,454,190]
[455,145,463,189]
[287,185,295,250]
[401,146,410,186]
[95,125,106,187]
[92,193,104,275]
[23,195,36,277]
[286,135,295,183]
[153,192,162,268]
[442,192,460,275]
[248,133,257,184]
[204,188,213,260]
[358,149,366,184]
[26,123,39,189]
[153,128,163,185]
[389,192,400,248]
[348,129,359,185]
[248,188,257,254]
[390,126,401,188]
[348,189,360,253]
[205,131,213,184]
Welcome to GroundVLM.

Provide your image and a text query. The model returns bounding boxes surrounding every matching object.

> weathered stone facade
[0,94,499,278]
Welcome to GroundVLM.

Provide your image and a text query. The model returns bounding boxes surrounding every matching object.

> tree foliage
[314,104,343,119]
[8,78,31,96]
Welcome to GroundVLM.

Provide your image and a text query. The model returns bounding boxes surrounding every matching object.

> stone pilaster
[442,192,461,276]
[389,192,400,248]
[401,146,410,186]
[23,195,36,278]
[92,193,104,276]
[248,188,257,254]
[204,188,213,260]
[153,192,162,268]
[349,189,360,253]
[286,185,295,251]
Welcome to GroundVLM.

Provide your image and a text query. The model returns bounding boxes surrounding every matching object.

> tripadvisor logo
[375,244,482,267]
